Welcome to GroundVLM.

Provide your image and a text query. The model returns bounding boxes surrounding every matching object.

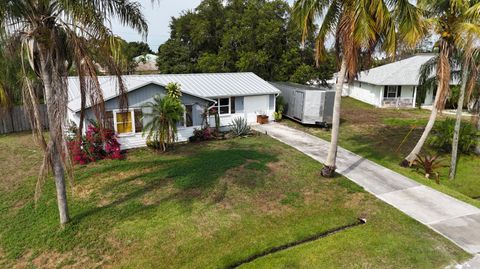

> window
[104,111,114,130]
[185,105,193,127]
[134,109,143,133]
[177,105,193,128]
[218,98,230,114]
[116,111,133,134]
[384,86,401,98]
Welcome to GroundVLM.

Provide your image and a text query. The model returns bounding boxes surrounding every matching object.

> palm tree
[293,0,424,177]
[0,0,151,226]
[142,93,185,152]
[401,0,480,166]
[450,37,480,179]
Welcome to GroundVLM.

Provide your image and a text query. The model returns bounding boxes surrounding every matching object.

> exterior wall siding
[349,82,383,107]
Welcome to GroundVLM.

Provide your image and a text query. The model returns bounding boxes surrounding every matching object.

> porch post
[412,86,417,108]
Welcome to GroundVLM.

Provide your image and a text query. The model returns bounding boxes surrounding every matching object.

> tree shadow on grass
[0,148,277,259]
[72,148,277,224]
[343,125,423,164]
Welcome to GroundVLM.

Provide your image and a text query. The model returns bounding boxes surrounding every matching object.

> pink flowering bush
[67,121,123,165]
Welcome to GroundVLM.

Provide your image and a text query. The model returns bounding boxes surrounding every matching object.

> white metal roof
[356,54,435,86]
[67,72,280,112]
[133,54,158,63]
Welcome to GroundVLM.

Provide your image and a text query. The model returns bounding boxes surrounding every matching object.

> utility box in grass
[269,82,335,126]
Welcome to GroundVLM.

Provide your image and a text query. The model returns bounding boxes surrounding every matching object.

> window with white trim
[384,86,401,98]
[115,111,134,134]
[218,98,230,114]
[104,109,143,135]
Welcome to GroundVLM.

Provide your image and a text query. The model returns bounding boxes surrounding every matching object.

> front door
[293,91,304,120]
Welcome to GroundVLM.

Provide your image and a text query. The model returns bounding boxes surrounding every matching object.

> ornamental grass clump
[231,117,250,137]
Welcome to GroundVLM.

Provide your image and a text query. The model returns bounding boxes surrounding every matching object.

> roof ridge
[67,72,256,79]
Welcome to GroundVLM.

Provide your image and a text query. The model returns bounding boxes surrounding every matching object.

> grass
[282,97,480,207]
[0,132,471,268]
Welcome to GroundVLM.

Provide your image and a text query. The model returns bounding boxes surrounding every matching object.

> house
[342,54,438,108]
[67,72,280,149]
[133,54,158,73]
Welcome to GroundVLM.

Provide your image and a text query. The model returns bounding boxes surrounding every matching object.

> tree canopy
[156,0,335,84]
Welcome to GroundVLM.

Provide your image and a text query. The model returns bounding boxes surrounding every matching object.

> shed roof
[356,54,435,86]
[68,72,280,112]
[269,81,332,91]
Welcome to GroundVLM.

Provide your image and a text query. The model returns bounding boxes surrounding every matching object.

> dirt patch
[266,161,287,174]
[342,192,366,209]
[0,133,44,192]
[6,248,111,269]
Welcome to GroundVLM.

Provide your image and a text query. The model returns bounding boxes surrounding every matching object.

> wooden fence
[0,105,48,134]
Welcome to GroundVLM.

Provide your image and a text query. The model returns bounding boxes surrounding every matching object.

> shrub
[274,111,282,121]
[230,117,250,137]
[428,118,479,154]
[190,127,214,142]
[276,95,285,113]
[67,121,122,165]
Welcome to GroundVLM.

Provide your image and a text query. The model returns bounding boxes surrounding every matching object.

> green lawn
[282,97,480,207]
[0,132,470,268]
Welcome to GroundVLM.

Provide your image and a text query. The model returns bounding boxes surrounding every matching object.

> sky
[111,0,202,52]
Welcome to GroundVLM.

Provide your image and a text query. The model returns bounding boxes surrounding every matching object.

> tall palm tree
[450,37,479,179]
[0,0,151,226]
[401,0,480,166]
[293,0,424,177]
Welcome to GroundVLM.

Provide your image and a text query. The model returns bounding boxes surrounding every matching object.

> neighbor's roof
[68,72,280,112]
[356,54,435,86]
[133,53,158,63]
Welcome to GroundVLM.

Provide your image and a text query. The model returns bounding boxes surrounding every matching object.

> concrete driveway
[253,123,480,258]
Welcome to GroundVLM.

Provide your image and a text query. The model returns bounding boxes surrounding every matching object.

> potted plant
[256,113,269,124]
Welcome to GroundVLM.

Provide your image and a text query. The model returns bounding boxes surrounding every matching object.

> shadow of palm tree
[72,149,276,224]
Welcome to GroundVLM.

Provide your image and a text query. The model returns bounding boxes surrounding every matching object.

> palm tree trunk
[401,88,441,166]
[401,46,450,166]
[38,49,70,225]
[474,99,480,155]
[449,62,469,180]
[321,58,346,177]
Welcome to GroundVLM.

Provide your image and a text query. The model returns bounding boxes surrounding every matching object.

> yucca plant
[230,117,250,137]
[413,154,445,184]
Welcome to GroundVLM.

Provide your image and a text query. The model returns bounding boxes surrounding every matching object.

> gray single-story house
[67,72,280,149]
[343,54,439,108]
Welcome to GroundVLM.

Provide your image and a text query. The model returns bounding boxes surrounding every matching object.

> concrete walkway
[253,123,480,256]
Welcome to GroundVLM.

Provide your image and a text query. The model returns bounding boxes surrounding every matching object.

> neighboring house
[342,54,438,108]
[133,54,158,73]
[67,72,280,149]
